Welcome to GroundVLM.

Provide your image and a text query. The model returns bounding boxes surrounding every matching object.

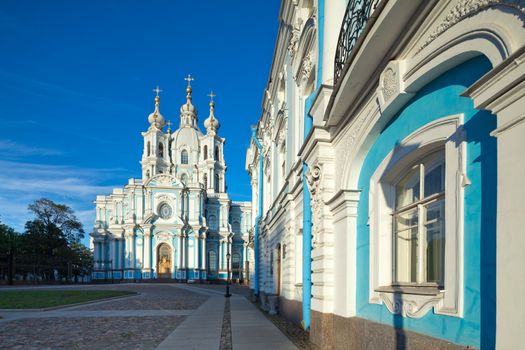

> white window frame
[369,115,466,318]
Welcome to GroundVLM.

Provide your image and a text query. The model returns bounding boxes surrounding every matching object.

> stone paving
[0,284,206,349]
[77,284,207,311]
[0,283,299,350]
[0,316,185,350]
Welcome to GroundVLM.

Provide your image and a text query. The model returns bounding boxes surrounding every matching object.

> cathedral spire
[148,85,166,129]
[204,90,220,133]
[180,75,198,128]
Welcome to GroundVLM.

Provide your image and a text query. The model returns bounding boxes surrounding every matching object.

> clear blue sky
[0,1,280,246]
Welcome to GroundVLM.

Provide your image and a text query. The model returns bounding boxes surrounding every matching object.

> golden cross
[207,91,216,102]
[153,85,163,97]
[184,74,194,87]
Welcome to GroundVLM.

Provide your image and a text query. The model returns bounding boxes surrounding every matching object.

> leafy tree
[70,242,93,282]
[28,198,85,244]
[21,198,88,281]
[0,222,20,284]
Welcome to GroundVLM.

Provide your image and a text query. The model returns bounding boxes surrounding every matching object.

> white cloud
[0,160,124,246]
[0,139,63,157]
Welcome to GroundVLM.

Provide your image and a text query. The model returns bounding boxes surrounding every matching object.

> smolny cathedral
[91,78,251,282]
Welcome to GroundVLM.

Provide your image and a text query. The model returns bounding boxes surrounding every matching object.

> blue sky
[0,1,280,246]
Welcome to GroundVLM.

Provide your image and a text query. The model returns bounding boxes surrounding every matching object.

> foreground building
[246,0,525,349]
[92,80,251,282]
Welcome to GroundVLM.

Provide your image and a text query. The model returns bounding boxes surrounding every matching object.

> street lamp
[225,233,233,298]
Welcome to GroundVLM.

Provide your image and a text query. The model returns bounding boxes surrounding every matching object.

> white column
[465,54,525,350]
[144,233,151,271]
[201,236,206,273]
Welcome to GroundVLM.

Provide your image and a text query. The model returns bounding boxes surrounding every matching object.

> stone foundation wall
[279,296,302,326]
[310,313,473,350]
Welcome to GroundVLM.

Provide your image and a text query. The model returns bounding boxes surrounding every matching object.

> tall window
[215,173,220,192]
[147,141,151,156]
[181,150,189,164]
[208,215,217,230]
[208,250,217,274]
[393,150,445,286]
[232,221,241,234]
[232,253,240,274]
[158,143,164,157]
[203,173,208,189]
[215,146,219,161]
[204,145,208,160]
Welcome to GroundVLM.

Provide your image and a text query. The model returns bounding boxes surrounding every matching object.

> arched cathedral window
[181,149,188,164]
[215,173,220,192]
[147,141,151,156]
[204,145,208,160]
[159,143,164,157]
[215,146,219,161]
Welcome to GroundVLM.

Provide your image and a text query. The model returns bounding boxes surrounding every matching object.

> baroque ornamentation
[382,68,397,101]
[418,0,525,53]
[288,29,300,59]
[305,164,323,246]
[336,101,379,187]
[380,292,444,318]
[301,51,314,83]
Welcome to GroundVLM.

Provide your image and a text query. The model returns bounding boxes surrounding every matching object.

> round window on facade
[158,203,173,219]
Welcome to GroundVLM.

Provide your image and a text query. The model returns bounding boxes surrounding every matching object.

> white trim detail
[369,115,465,318]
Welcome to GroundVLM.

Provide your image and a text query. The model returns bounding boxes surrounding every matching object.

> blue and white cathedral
[91,78,252,282]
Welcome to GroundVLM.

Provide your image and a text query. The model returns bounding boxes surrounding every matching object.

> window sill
[375,285,442,296]
[376,285,445,318]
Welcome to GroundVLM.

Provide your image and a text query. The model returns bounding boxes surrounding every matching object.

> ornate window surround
[369,115,466,318]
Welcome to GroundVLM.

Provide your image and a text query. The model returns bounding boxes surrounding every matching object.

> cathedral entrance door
[157,243,172,279]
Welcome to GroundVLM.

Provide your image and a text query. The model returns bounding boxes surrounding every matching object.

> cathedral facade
[91,80,251,282]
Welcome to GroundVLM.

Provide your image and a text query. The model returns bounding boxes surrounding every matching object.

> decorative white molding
[369,115,465,318]
[418,0,525,53]
[380,291,444,318]
[305,163,323,247]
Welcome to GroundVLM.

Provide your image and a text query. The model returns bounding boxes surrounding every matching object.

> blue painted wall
[355,56,496,348]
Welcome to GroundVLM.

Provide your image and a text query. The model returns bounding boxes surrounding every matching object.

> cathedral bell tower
[201,91,226,194]
[141,86,170,179]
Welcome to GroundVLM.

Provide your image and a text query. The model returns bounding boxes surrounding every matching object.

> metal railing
[334,0,381,85]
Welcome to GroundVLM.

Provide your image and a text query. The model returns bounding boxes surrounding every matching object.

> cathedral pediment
[145,174,183,188]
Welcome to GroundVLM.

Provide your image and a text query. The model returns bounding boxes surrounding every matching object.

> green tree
[0,222,20,284]
[23,198,86,281]
[28,198,85,244]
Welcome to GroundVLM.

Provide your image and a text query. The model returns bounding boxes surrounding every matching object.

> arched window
[147,141,151,156]
[215,173,220,192]
[203,173,208,189]
[204,145,208,160]
[146,170,150,179]
[159,143,164,157]
[181,150,188,164]
[215,146,219,161]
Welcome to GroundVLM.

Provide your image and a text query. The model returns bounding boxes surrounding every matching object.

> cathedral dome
[180,86,197,115]
[204,100,220,132]
[148,95,166,129]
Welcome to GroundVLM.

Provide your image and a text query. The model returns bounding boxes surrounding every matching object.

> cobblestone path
[0,284,208,349]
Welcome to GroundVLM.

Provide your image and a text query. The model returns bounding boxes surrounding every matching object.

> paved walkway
[0,283,298,349]
[158,285,298,350]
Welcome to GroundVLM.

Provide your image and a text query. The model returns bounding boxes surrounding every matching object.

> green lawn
[0,290,135,309]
